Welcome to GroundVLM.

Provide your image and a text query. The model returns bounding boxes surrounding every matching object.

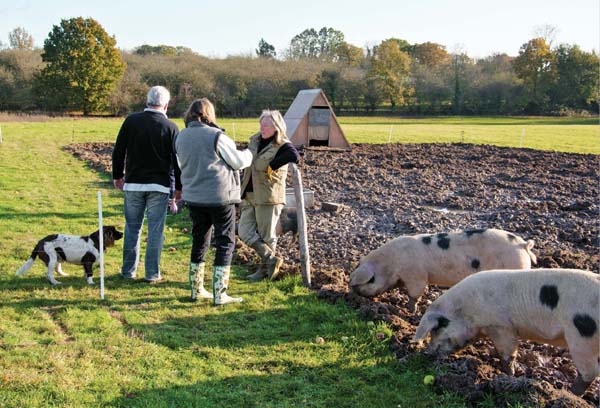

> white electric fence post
[0,124,3,144]
[520,128,525,148]
[232,123,236,142]
[97,191,105,299]
[388,125,393,144]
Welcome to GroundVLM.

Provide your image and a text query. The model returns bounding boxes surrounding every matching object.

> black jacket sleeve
[112,116,129,179]
[171,127,182,192]
[269,142,300,170]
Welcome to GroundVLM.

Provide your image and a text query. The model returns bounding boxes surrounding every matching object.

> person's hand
[168,198,178,214]
[113,178,124,190]
[169,190,182,214]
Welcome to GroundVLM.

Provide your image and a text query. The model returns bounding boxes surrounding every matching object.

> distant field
[1,115,597,154]
[339,116,599,153]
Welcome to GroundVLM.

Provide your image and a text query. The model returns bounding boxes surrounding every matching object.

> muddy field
[67,142,599,407]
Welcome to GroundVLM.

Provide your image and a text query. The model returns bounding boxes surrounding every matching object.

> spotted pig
[349,228,536,312]
[413,268,599,395]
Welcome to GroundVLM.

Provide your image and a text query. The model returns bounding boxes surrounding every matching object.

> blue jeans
[121,191,168,280]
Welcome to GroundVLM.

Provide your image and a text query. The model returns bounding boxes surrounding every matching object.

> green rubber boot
[189,262,212,301]
[213,266,243,306]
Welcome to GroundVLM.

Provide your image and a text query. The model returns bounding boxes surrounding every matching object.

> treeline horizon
[0,23,598,118]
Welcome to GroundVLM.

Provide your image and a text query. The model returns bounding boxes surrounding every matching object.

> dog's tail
[16,258,35,276]
[16,242,42,276]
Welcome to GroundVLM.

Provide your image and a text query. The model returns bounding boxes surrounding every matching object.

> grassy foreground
[0,116,596,407]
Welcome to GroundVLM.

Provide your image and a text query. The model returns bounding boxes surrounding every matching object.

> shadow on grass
[3,262,382,352]
[3,275,347,349]
[106,365,425,408]
[119,294,333,349]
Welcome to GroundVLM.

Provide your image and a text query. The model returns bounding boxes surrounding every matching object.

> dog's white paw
[86,277,95,285]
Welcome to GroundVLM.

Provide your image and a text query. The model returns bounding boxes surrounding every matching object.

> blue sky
[0,0,597,58]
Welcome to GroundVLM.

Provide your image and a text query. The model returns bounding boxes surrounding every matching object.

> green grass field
[2,115,595,152]
[339,116,599,153]
[0,116,597,407]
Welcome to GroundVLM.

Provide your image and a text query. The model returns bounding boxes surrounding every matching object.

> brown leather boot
[266,256,283,280]
[249,241,283,281]
[246,264,267,281]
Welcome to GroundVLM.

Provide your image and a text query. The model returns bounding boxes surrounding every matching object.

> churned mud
[67,142,599,407]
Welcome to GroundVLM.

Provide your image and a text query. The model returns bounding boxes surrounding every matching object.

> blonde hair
[184,98,216,126]
[259,109,288,145]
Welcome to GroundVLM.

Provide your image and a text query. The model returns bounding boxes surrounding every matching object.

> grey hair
[146,85,170,107]
[259,109,288,145]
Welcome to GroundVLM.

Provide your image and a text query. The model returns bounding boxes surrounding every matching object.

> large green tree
[513,38,556,112]
[37,17,125,115]
[549,44,599,111]
[368,38,412,110]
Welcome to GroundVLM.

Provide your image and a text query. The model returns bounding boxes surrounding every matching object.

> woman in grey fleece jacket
[175,98,252,305]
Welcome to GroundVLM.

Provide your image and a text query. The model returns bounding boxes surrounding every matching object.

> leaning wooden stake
[289,163,311,287]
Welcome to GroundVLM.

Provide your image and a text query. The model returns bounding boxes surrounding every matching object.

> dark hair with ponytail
[183,98,216,127]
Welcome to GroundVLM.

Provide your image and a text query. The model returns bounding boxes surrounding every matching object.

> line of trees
[0,20,598,117]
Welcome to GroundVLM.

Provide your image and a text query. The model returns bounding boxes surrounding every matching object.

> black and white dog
[16,226,123,285]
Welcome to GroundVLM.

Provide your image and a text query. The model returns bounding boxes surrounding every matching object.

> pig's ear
[413,312,445,342]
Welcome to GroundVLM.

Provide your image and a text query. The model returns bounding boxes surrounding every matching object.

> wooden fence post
[289,163,311,287]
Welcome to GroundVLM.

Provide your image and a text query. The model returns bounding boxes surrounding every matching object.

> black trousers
[188,204,236,266]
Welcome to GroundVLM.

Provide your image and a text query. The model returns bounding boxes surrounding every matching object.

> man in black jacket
[112,85,181,283]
